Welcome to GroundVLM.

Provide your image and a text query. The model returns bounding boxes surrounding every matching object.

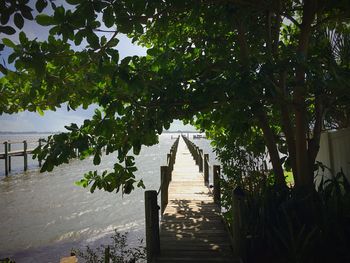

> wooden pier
[145,136,240,262]
[0,140,42,176]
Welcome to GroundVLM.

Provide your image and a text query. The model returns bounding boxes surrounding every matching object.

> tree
[1,0,349,194]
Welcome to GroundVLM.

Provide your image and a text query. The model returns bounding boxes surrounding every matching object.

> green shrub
[72,231,146,263]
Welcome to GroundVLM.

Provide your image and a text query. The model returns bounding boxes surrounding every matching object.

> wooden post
[23,140,28,171]
[145,190,160,262]
[160,166,168,214]
[232,187,244,258]
[4,141,8,176]
[199,149,203,172]
[167,153,171,168]
[213,165,221,207]
[195,147,199,165]
[204,154,209,186]
[170,150,174,171]
[104,245,110,263]
[38,139,42,167]
[8,142,11,172]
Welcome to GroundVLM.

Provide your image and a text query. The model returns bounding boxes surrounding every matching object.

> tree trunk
[293,0,317,192]
[254,107,286,188]
[308,95,324,177]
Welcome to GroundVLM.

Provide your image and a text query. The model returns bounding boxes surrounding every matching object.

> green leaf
[19,32,27,44]
[20,5,34,20]
[86,32,100,49]
[102,6,114,28]
[137,180,145,189]
[135,23,143,34]
[36,14,54,26]
[107,48,119,63]
[0,64,8,75]
[2,38,16,48]
[75,179,88,188]
[14,13,24,29]
[147,47,158,56]
[66,0,81,5]
[54,6,65,22]
[0,26,16,35]
[0,12,10,25]
[123,180,134,194]
[8,53,18,64]
[164,122,170,130]
[64,123,79,131]
[74,29,85,46]
[133,141,141,155]
[107,39,119,48]
[37,107,44,116]
[36,0,48,12]
[93,152,101,165]
[90,182,97,193]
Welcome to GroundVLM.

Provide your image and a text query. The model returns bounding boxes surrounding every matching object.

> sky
[0,4,196,133]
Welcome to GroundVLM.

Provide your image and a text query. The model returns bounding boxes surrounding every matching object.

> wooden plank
[156,137,235,262]
[0,149,35,158]
[60,256,78,263]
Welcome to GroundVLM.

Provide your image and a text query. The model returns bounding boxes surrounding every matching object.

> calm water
[0,133,216,262]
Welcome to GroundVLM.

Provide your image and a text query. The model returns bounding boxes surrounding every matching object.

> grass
[284,170,294,185]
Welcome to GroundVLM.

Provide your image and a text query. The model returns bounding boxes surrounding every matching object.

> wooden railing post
[193,144,197,161]
[199,149,203,172]
[167,153,171,168]
[232,187,244,259]
[145,190,160,262]
[160,166,169,214]
[213,165,221,207]
[23,140,28,171]
[4,141,9,176]
[204,154,209,185]
[170,149,174,171]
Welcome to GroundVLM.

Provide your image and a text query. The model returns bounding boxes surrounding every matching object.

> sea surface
[0,133,217,262]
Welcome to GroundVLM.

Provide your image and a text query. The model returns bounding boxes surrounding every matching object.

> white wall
[315,128,350,184]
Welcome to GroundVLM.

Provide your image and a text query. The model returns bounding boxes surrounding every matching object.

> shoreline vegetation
[0,230,146,263]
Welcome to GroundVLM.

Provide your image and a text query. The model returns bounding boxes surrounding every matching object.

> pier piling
[4,142,8,176]
[23,140,28,171]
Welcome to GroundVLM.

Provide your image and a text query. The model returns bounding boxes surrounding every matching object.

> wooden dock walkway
[155,137,235,262]
[0,140,42,175]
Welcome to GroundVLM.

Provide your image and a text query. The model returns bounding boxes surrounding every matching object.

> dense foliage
[1,1,350,262]
[218,152,350,262]
[1,1,350,196]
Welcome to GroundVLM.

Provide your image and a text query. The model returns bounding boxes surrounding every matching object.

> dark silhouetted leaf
[14,13,24,29]
[0,26,16,35]
[36,0,48,12]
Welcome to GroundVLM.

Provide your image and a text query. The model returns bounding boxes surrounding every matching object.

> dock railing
[182,135,245,260]
[182,135,221,206]
[144,136,179,262]
[0,139,43,176]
